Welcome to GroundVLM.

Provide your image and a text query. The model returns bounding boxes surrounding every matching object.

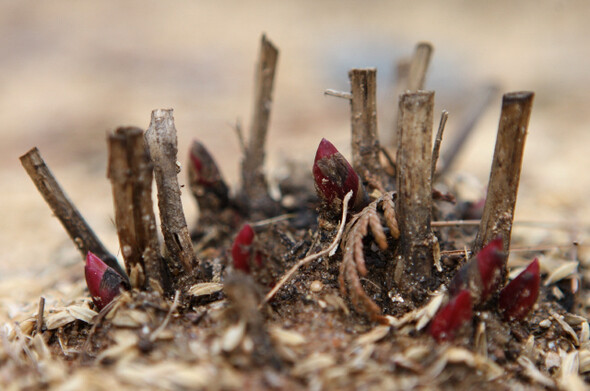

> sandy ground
[2,1,590,315]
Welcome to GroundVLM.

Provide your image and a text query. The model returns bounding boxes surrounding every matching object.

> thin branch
[406,42,433,92]
[249,213,295,228]
[324,89,352,100]
[232,118,247,156]
[473,91,534,254]
[149,290,180,342]
[349,68,385,190]
[431,110,449,180]
[36,297,45,334]
[20,147,127,279]
[261,191,352,307]
[432,219,480,227]
[241,34,280,216]
[145,109,196,275]
[439,84,498,176]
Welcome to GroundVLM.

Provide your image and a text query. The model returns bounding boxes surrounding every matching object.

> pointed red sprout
[499,258,540,321]
[85,251,127,310]
[188,140,229,208]
[430,290,473,342]
[231,224,258,273]
[312,138,368,212]
[449,237,506,305]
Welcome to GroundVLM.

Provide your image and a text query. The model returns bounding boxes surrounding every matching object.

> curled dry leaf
[338,191,400,321]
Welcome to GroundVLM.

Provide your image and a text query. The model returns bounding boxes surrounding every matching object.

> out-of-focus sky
[2,0,590,280]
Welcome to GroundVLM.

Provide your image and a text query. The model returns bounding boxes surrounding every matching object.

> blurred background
[2,1,590,296]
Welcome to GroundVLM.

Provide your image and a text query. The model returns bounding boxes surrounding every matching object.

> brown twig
[473,91,534,254]
[262,191,352,306]
[241,34,280,217]
[108,127,166,290]
[145,109,197,276]
[392,91,437,297]
[438,84,498,176]
[431,110,449,180]
[390,42,433,148]
[36,297,45,334]
[20,147,127,279]
[349,68,385,190]
[406,42,433,92]
[324,89,353,100]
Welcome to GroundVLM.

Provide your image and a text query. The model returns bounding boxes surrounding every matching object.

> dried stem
[145,109,196,276]
[262,191,352,306]
[390,42,433,148]
[473,91,534,254]
[20,147,127,279]
[36,297,45,334]
[438,84,498,176]
[241,34,280,216]
[431,110,449,180]
[392,91,437,297]
[324,89,352,100]
[406,42,433,91]
[108,127,166,290]
[349,68,385,190]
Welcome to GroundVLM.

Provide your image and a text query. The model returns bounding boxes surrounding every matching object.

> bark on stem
[349,68,385,190]
[108,127,166,290]
[241,34,280,216]
[473,91,534,254]
[20,147,127,279]
[145,109,196,276]
[393,91,437,297]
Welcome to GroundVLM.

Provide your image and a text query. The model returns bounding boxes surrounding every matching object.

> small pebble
[310,280,323,293]
[539,319,552,328]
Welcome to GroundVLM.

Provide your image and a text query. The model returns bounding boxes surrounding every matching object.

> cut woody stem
[392,91,438,298]
[240,34,280,217]
[349,68,386,191]
[20,147,128,280]
[473,91,534,254]
[145,109,197,278]
[108,127,167,291]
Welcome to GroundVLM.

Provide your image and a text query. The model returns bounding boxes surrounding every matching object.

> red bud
[313,138,368,212]
[231,224,256,273]
[499,258,540,321]
[430,290,473,342]
[449,237,506,305]
[85,252,126,310]
[188,140,229,209]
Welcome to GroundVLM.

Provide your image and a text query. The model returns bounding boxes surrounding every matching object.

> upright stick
[473,92,534,254]
[393,91,437,297]
[145,109,196,276]
[108,127,166,290]
[20,147,127,279]
[241,34,280,216]
[406,42,433,92]
[349,68,385,190]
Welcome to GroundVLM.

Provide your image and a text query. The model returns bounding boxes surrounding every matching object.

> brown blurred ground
[2,1,590,298]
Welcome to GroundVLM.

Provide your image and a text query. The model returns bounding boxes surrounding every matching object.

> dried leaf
[188,282,224,297]
[544,261,578,286]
